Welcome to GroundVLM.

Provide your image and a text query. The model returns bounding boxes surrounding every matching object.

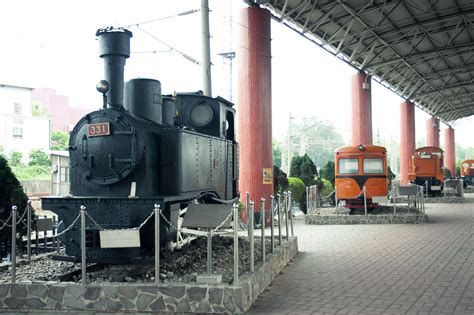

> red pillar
[426,117,440,147]
[444,127,456,177]
[237,7,273,219]
[351,72,372,145]
[399,101,416,185]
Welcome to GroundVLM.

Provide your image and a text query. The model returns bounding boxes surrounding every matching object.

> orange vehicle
[460,159,474,187]
[408,146,444,195]
[335,145,388,210]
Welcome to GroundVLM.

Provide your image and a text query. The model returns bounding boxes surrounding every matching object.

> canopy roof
[256,0,474,124]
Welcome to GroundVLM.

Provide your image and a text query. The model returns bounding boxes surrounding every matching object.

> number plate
[87,122,110,137]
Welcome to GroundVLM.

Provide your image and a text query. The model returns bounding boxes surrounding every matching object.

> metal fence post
[284,192,289,241]
[288,191,294,236]
[154,204,160,284]
[261,198,266,263]
[80,205,86,285]
[11,205,17,283]
[246,192,250,237]
[270,195,275,254]
[43,215,48,251]
[363,187,367,216]
[233,203,239,285]
[392,184,397,215]
[249,200,255,272]
[27,201,31,261]
[306,186,312,214]
[207,230,212,275]
[277,194,282,246]
[316,185,320,209]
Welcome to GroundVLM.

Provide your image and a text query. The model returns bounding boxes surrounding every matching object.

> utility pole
[201,0,212,96]
[287,114,293,175]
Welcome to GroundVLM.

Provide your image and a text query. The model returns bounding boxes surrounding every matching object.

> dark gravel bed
[0,236,272,285]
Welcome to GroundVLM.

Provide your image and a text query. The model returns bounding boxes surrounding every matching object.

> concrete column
[237,6,273,221]
[426,117,440,147]
[351,72,372,145]
[444,127,456,177]
[399,101,416,185]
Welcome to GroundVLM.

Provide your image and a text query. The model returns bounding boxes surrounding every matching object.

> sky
[0,0,472,148]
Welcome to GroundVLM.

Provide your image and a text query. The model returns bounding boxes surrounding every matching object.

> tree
[8,151,23,167]
[28,149,51,167]
[272,139,282,168]
[273,165,288,195]
[288,177,305,207]
[319,160,335,186]
[0,156,30,257]
[290,154,318,186]
[287,117,345,168]
[51,131,69,151]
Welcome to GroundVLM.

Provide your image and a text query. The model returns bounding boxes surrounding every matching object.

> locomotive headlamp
[96,80,110,94]
[357,144,365,151]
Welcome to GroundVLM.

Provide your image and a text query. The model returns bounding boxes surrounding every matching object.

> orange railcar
[460,159,474,187]
[335,145,388,209]
[408,146,444,195]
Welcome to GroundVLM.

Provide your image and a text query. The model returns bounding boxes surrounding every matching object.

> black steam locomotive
[42,27,239,263]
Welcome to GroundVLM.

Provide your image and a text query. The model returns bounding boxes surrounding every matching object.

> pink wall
[31,88,88,132]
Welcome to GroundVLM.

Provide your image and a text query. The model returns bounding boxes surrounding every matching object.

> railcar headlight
[96,80,110,94]
[357,144,365,151]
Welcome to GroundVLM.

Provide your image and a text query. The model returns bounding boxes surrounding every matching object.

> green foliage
[51,131,69,151]
[443,167,452,179]
[0,146,4,158]
[320,178,334,197]
[11,165,50,180]
[288,177,305,205]
[273,165,288,195]
[319,160,335,186]
[272,139,282,168]
[28,149,50,167]
[8,151,23,167]
[31,102,50,118]
[0,156,29,257]
[290,154,318,186]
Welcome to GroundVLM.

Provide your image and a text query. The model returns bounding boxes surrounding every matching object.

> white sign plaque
[100,229,141,248]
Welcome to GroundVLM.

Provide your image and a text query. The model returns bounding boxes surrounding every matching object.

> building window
[13,103,22,115]
[60,167,70,182]
[12,127,23,139]
[13,116,23,124]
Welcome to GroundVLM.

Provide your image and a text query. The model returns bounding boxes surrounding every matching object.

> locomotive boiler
[42,27,239,263]
[408,146,444,195]
[335,145,389,210]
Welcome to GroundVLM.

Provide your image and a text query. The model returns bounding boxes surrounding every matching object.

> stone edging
[0,237,298,313]
[305,213,428,224]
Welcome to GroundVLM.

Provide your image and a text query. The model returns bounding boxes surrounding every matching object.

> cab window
[338,158,358,174]
[363,158,384,174]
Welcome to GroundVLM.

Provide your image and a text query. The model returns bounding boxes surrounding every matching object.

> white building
[0,84,50,163]
[50,150,70,196]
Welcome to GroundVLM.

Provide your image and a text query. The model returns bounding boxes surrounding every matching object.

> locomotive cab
[335,145,388,209]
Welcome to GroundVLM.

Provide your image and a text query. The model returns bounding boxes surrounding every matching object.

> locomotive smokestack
[96,27,132,109]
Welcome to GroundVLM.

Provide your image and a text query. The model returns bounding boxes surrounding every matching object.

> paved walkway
[248,199,474,314]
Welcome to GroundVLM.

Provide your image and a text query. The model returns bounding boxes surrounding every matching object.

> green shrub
[0,156,30,257]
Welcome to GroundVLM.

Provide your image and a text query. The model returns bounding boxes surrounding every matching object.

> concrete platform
[248,200,473,314]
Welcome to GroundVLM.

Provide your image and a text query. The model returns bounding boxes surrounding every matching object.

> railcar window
[338,158,358,174]
[363,158,384,174]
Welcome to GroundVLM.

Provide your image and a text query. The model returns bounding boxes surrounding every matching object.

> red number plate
[87,122,110,137]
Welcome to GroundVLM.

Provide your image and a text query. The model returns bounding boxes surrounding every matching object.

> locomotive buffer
[181,204,234,284]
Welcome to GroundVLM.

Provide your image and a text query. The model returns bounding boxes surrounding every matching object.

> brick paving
[248,199,474,314]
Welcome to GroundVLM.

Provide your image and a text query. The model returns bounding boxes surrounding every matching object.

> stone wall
[305,213,428,225]
[0,237,298,313]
